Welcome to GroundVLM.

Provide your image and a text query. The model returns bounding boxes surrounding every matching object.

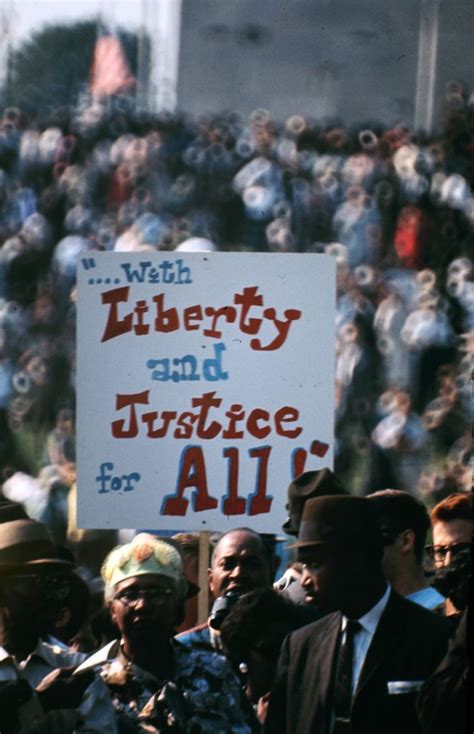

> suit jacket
[264,590,451,734]
[417,609,470,734]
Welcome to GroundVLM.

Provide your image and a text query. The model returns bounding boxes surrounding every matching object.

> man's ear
[207,567,215,598]
[400,529,415,554]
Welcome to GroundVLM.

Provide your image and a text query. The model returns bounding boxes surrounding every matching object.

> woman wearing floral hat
[75,533,259,733]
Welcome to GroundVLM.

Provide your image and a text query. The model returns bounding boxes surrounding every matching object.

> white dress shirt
[340,583,391,695]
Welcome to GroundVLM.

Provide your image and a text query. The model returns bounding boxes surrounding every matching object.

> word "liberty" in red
[100,285,302,351]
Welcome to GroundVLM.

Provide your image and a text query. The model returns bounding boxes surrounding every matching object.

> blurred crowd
[0,80,472,551]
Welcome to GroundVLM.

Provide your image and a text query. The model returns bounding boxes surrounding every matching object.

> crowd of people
[0,475,471,732]
[0,77,472,733]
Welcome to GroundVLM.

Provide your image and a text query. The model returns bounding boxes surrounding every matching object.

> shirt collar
[74,639,120,674]
[46,635,69,650]
[342,584,391,635]
[34,639,74,668]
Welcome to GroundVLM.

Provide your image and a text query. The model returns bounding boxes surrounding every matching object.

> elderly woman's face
[110,574,179,640]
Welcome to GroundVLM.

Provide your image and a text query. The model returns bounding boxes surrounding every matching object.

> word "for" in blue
[96,462,141,494]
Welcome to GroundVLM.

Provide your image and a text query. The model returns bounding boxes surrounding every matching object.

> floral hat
[101,533,187,597]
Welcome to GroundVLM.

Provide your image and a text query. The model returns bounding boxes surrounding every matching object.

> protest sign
[77,252,335,532]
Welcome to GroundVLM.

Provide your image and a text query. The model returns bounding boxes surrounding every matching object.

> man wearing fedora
[264,495,452,734]
[0,517,117,733]
[281,469,347,610]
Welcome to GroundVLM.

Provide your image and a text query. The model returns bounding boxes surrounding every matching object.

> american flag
[89,34,136,98]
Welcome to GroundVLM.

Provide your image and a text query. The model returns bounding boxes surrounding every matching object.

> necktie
[333,619,361,732]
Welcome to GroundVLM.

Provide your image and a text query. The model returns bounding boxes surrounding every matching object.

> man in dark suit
[417,608,470,734]
[264,496,452,734]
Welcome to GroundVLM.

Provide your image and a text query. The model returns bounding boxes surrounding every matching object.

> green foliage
[6,21,139,118]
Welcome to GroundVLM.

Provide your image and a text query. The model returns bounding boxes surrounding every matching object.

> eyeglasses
[113,586,175,606]
[425,542,471,562]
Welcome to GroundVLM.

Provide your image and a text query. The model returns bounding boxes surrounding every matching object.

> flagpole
[148,0,182,114]
[197,531,210,624]
[414,0,442,133]
[136,0,149,112]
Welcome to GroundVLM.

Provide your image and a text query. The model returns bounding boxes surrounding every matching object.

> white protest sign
[77,252,335,532]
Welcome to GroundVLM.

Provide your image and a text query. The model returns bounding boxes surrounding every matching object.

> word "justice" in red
[100,285,302,351]
[111,390,302,440]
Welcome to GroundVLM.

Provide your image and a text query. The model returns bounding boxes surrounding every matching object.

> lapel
[306,613,342,723]
[354,591,402,698]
